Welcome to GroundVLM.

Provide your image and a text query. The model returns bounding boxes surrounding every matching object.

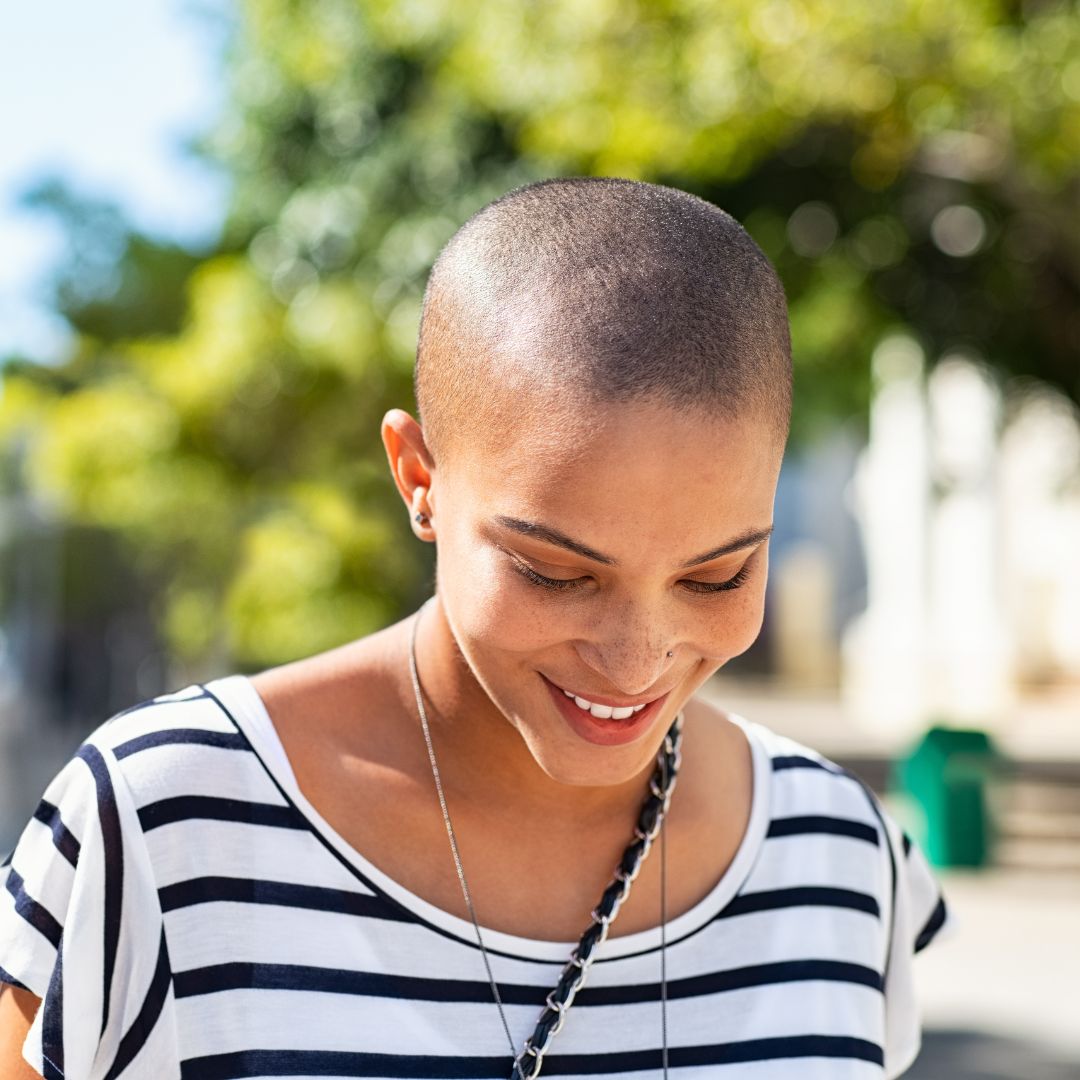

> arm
[0,984,45,1080]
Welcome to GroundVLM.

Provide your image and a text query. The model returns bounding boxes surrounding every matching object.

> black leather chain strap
[512,715,685,1080]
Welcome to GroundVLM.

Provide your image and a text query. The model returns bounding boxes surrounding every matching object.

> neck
[406,594,657,832]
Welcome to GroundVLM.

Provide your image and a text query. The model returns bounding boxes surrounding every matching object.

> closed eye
[509,558,752,594]
[679,566,752,592]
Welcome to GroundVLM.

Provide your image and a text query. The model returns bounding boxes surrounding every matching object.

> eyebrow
[492,516,774,569]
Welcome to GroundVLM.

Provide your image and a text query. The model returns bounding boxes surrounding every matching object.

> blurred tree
[2,0,1078,670]
[17,179,214,343]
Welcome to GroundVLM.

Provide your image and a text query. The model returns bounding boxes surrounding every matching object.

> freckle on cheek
[485,590,560,653]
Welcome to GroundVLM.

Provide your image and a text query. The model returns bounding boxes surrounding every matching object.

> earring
[666,650,673,658]
[414,511,429,526]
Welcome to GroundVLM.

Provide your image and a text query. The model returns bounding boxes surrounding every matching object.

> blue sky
[0,0,230,360]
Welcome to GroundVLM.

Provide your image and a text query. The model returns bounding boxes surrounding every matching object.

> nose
[573,615,676,698]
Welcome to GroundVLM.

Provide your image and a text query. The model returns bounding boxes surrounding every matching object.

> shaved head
[414,177,792,466]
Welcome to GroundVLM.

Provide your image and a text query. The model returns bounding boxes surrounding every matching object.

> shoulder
[698,697,953,935]
[0,682,252,880]
[77,681,256,806]
[686,694,929,940]
[686,693,885,829]
[81,681,242,756]
[9,678,301,883]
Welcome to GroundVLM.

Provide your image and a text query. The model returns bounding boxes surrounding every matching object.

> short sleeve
[0,735,179,1079]
[879,810,958,1078]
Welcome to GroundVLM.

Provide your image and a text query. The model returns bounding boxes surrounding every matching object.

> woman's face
[395,396,785,789]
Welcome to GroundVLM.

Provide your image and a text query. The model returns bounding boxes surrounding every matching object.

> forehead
[443,396,783,563]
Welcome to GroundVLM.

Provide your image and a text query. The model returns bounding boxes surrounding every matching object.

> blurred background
[1,0,1078,1074]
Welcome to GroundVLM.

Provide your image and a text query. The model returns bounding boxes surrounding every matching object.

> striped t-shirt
[0,675,951,1080]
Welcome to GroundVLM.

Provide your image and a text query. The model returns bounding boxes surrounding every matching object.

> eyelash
[510,559,753,595]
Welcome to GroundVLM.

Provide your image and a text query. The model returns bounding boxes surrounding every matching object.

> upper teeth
[562,689,646,720]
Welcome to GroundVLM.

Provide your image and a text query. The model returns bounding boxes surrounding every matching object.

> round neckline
[208,673,772,964]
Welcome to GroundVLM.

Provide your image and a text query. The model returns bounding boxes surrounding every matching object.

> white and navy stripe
[0,676,950,1079]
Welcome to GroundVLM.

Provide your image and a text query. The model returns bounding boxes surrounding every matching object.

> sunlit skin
[381,394,786,825]
[236,391,788,946]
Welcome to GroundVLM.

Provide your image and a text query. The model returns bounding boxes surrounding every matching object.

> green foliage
[3,0,1078,667]
[18,180,215,342]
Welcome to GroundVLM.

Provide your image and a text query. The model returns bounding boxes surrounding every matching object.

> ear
[381,409,436,540]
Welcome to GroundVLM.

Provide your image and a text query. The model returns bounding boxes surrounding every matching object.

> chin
[512,695,680,789]
[519,732,661,789]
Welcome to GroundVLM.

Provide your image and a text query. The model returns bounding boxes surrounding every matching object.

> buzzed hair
[413,177,792,465]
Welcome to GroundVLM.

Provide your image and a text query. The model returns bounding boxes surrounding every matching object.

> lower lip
[542,675,669,747]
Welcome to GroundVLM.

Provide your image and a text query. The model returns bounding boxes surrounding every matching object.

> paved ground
[903,867,1080,1077]
[908,1029,1080,1079]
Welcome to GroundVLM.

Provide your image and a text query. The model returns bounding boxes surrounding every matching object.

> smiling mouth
[560,689,647,720]
[544,676,658,720]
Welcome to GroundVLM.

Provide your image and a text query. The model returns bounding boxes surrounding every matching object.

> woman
[0,177,949,1079]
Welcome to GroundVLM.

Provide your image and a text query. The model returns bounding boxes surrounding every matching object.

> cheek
[436,536,568,656]
[730,582,768,656]
[686,561,769,662]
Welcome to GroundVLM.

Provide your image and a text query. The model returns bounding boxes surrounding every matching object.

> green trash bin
[894,725,1002,868]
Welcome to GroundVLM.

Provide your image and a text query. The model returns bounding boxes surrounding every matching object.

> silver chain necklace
[408,600,681,1078]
